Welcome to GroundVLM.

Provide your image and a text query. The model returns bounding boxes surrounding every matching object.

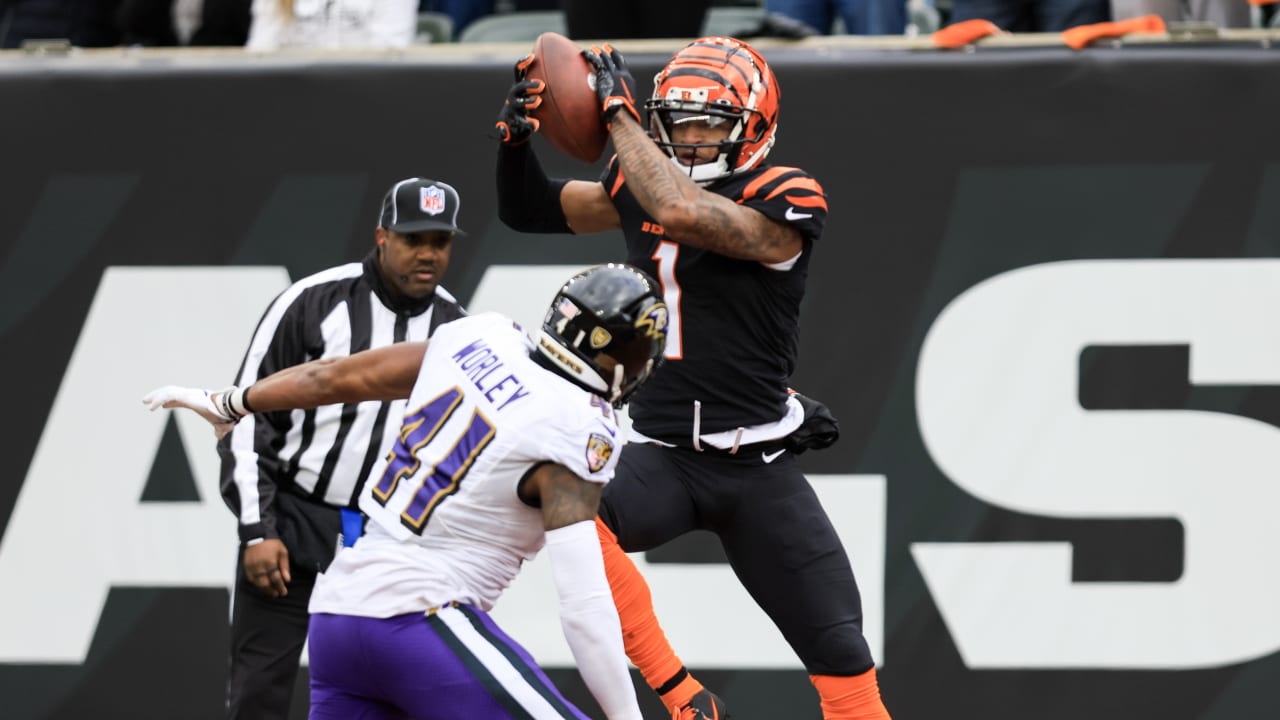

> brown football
[526,32,607,164]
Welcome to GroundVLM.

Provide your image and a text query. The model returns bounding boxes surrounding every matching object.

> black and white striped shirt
[218,251,465,560]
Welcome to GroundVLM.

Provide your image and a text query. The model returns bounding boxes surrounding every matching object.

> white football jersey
[309,313,624,618]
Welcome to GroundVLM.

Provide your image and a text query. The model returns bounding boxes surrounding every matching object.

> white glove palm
[142,385,238,439]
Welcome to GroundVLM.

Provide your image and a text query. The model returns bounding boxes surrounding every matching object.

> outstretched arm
[240,341,425,411]
[143,342,426,436]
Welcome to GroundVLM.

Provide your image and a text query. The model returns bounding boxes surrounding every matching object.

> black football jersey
[601,157,828,443]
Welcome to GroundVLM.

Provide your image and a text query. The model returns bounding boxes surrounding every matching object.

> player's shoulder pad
[554,395,622,483]
[735,166,827,212]
[453,311,513,331]
[730,166,828,241]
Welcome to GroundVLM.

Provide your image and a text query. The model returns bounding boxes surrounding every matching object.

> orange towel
[1062,14,1167,50]
[931,19,1002,49]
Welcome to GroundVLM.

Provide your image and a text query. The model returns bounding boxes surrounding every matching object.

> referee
[218,177,468,720]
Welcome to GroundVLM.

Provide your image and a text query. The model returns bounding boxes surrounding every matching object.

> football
[526,32,607,164]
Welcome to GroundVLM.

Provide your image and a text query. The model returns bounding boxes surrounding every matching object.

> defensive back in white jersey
[309,312,624,618]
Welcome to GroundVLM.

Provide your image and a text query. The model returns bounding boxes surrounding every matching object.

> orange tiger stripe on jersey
[787,194,828,209]
[740,166,794,202]
[609,161,626,198]
[764,176,825,202]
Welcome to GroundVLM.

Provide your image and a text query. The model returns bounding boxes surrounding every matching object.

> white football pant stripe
[436,606,573,719]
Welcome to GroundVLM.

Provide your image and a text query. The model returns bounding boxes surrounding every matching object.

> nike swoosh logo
[762,448,786,463]
[785,207,812,221]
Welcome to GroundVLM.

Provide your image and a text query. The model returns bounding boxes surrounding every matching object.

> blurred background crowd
[0,0,1275,51]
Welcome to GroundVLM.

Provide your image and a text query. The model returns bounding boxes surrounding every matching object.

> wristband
[230,385,253,416]
[216,386,250,421]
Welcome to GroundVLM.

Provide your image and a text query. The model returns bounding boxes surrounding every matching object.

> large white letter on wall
[0,267,289,662]
[913,259,1280,669]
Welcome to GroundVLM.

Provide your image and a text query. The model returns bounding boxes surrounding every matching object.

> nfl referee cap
[378,178,466,236]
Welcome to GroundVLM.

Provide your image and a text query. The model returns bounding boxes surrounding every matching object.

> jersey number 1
[653,241,684,360]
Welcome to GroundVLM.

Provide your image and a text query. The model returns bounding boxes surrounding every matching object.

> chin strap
[609,364,625,404]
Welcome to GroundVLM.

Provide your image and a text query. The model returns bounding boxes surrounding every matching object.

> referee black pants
[226,551,317,720]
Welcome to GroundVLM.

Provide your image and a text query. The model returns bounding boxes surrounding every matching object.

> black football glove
[673,689,731,720]
[583,44,641,127]
[494,53,544,145]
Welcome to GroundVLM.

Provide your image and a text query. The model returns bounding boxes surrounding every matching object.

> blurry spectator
[1111,0,1249,27]
[950,0,1109,30]
[766,0,908,35]
[117,0,179,45]
[0,0,121,48]
[190,0,251,45]
[419,0,558,40]
[1261,1,1279,27]
[562,0,711,39]
[246,0,417,49]
[171,0,201,41]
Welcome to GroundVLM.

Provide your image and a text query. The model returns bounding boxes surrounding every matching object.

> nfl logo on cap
[379,177,466,236]
[420,186,445,215]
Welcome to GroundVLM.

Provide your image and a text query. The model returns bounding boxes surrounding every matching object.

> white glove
[142,385,241,439]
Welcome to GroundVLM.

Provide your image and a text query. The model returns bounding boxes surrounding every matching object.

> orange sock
[810,668,891,720]
[595,517,703,710]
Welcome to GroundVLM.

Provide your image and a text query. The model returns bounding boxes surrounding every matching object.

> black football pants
[598,441,875,676]
[226,551,316,720]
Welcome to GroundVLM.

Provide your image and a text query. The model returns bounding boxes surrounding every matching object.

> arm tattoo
[610,118,798,262]
[539,464,603,531]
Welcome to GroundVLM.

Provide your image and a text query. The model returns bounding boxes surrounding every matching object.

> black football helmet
[538,264,668,407]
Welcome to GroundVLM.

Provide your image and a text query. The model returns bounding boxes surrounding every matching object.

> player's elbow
[303,358,347,402]
[496,199,530,230]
